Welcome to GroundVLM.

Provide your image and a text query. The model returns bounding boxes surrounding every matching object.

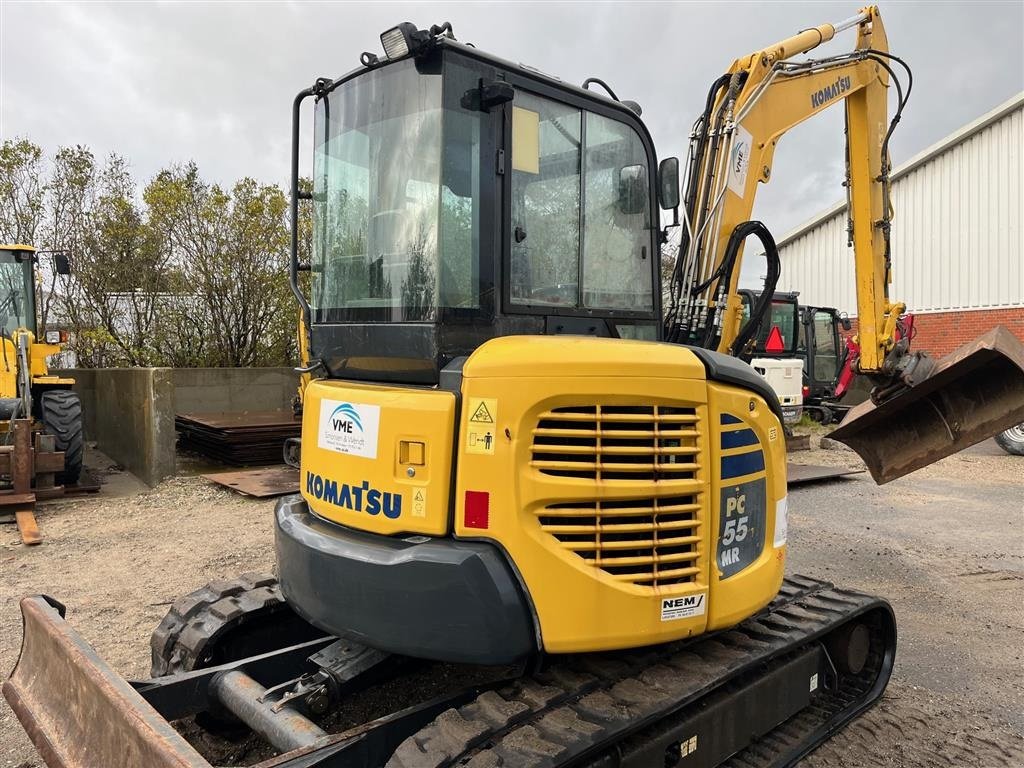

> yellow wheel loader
[0,244,83,485]
[5,8,1023,768]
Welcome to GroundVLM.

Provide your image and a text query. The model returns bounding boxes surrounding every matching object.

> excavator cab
[303,44,672,387]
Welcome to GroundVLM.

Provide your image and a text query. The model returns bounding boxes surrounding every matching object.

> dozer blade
[829,326,1024,484]
[2,596,211,768]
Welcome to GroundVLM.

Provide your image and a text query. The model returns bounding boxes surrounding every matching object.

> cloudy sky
[2,0,1022,249]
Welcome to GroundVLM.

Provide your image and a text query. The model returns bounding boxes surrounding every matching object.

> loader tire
[995,423,1024,456]
[40,389,84,486]
[150,572,326,677]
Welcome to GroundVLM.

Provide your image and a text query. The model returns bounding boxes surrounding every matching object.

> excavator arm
[666,6,1024,481]
[667,8,897,365]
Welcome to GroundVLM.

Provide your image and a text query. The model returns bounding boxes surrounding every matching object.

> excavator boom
[664,5,1024,482]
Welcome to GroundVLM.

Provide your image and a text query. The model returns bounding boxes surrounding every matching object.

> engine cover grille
[531,404,700,480]
[538,495,701,588]
[531,404,704,589]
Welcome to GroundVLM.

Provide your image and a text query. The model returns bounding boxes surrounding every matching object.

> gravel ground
[1,440,1021,767]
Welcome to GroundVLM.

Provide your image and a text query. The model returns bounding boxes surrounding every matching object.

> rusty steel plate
[830,326,1024,484]
[176,411,300,430]
[787,463,864,486]
[202,465,299,498]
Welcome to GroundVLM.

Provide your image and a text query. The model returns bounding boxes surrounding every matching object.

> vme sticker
[318,399,381,459]
[660,593,706,622]
[726,124,753,197]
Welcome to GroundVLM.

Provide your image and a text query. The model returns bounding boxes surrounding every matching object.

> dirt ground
[1,440,1022,767]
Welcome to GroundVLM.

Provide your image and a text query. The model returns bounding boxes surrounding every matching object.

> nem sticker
[660,593,706,622]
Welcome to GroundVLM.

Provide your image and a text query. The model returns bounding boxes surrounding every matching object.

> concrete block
[172,367,298,414]
[53,367,176,487]
[54,366,300,487]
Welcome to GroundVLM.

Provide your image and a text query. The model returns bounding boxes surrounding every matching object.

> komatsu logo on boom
[811,75,852,109]
[306,472,403,519]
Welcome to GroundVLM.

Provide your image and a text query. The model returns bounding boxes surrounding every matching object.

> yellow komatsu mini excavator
[5,8,1024,768]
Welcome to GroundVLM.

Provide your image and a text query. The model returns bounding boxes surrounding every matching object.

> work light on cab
[380,22,420,60]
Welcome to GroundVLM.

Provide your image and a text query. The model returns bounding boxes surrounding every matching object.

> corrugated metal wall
[774,94,1023,315]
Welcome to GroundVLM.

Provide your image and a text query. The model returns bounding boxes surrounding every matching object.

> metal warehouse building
[775,92,1023,357]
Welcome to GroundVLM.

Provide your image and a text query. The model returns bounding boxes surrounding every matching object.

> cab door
[502,84,660,338]
[811,309,842,387]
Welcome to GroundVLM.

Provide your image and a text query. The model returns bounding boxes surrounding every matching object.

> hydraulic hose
[666,73,731,341]
[727,221,781,356]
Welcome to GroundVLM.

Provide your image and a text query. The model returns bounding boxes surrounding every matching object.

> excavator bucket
[828,326,1024,484]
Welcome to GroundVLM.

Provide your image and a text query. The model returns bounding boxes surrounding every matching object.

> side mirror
[617,164,648,216]
[657,157,680,210]
[54,253,71,276]
[839,313,852,331]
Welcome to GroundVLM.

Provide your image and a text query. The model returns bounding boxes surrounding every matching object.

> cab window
[582,112,652,310]
[509,91,652,312]
[813,310,840,381]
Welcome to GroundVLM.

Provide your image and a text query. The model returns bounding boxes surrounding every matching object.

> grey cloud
[3,0,1022,246]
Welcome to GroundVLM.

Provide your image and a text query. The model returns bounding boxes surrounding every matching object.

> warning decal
[412,489,427,518]
[466,398,498,456]
[466,429,496,455]
[469,398,496,424]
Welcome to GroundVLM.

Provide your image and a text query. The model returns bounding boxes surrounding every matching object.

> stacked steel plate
[175,411,301,465]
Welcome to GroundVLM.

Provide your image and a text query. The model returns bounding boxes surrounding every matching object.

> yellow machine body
[299,336,786,653]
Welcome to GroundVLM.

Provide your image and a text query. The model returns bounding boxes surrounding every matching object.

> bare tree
[37,146,95,328]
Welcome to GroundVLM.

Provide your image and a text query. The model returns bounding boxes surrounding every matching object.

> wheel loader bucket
[2,596,211,768]
[828,326,1024,484]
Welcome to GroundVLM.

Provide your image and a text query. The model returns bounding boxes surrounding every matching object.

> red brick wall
[846,307,1024,357]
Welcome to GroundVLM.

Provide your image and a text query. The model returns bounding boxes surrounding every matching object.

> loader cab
[308,32,673,384]
[0,246,38,338]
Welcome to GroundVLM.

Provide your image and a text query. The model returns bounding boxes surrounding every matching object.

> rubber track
[40,389,83,485]
[149,572,284,676]
[387,575,890,768]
